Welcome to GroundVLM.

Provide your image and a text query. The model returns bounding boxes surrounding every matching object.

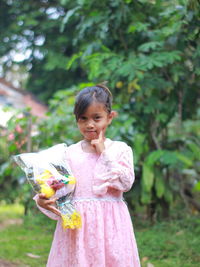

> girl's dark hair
[74,83,113,121]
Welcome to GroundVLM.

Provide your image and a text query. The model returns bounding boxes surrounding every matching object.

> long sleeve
[92,142,135,196]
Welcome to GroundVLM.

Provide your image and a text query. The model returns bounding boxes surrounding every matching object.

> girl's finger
[38,193,47,199]
[91,140,98,146]
[47,198,57,204]
[98,130,103,141]
[51,197,58,202]
[91,139,97,144]
[49,206,61,216]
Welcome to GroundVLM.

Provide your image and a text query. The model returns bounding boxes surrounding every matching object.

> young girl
[35,84,140,267]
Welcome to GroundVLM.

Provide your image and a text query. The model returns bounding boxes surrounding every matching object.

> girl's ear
[111,110,118,118]
[108,110,118,124]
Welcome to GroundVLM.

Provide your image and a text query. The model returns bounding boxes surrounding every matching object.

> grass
[135,216,200,267]
[0,202,24,222]
[0,203,56,267]
[0,203,200,267]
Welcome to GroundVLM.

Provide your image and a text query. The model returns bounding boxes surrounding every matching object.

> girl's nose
[86,120,94,128]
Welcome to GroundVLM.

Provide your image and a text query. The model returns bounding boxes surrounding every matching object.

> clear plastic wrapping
[13,143,81,229]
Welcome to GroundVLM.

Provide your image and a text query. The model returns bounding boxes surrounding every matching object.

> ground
[0,219,23,267]
[0,259,19,267]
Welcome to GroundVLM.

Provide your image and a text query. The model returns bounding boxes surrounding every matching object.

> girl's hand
[91,130,105,154]
[37,193,61,216]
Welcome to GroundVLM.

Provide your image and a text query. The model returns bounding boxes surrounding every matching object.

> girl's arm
[33,194,60,220]
[93,143,135,195]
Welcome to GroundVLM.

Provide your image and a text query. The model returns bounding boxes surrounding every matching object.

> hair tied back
[95,81,113,99]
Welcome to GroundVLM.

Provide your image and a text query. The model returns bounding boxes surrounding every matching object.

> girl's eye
[94,116,101,120]
[79,116,87,121]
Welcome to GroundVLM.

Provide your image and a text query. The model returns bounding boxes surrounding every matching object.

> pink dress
[35,139,140,267]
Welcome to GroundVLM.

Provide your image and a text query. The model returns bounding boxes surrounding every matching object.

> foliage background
[0,0,200,220]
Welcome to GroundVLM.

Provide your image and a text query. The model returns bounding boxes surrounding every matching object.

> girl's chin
[85,137,97,142]
[85,132,98,140]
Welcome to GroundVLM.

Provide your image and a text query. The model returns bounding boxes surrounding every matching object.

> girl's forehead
[83,102,107,114]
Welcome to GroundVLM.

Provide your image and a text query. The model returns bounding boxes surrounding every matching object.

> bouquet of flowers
[13,143,81,229]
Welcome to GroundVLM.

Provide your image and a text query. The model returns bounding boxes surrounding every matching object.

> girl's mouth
[85,131,97,137]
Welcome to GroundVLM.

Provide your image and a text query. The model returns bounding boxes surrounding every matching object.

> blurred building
[0,77,47,127]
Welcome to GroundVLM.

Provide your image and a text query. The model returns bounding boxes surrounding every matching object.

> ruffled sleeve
[93,141,135,196]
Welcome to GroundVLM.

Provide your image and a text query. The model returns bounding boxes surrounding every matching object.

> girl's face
[77,102,113,141]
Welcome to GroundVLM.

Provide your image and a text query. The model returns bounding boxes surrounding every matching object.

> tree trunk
[160,197,170,219]
[147,202,157,224]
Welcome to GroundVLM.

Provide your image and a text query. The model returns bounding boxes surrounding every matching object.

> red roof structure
[0,78,48,127]
[0,77,47,117]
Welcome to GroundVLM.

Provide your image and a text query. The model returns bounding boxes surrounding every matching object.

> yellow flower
[61,212,82,229]
[40,184,55,198]
[68,176,76,185]
[62,214,73,229]
[36,170,53,184]
[116,81,123,88]
[71,211,82,228]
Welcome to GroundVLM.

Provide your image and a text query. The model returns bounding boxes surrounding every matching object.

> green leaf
[155,171,165,198]
[127,22,150,33]
[164,186,173,204]
[66,52,83,70]
[133,133,148,164]
[186,141,200,159]
[157,113,168,122]
[193,181,200,192]
[142,163,154,192]
[160,151,179,166]
[141,189,151,204]
[175,152,193,167]
[9,144,18,153]
[60,7,80,32]
[138,41,164,52]
[146,150,164,166]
